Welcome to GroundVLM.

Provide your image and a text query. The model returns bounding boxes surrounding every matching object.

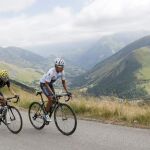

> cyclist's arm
[8,87,17,96]
[7,81,17,96]
[0,94,6,105]
[61,71,69,93]
[0,95,4,100]
[62,80,68,93]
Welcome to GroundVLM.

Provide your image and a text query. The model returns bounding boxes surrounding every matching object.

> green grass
[86,46,150,99]
[0,61,42,84]
[1,84,40,108]
[135,47,150,80]
[133,47,150,95]
[2,84,150,127]
[69,95,150,127]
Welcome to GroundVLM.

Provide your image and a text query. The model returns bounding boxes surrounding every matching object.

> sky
[0,0,150,47]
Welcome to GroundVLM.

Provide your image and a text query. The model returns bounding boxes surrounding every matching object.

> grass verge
[69,95,150,127]
[2,84,150,128]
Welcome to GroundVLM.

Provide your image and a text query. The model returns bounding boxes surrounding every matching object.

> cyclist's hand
[67,92,72,97]
[0,96,5,100]
[14,95,19,99]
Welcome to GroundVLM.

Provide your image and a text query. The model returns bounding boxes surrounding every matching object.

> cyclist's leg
[40,83,53,113]
[46,96,52,112]
[49,84,55,95]
[0,92,6,106]
[46,84,55,112]
[0,92,7,115]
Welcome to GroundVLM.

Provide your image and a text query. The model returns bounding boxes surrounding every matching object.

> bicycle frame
[36,92,71,118]
[0,96,19,125]
[37,93,60,118]
[29,91,77,135]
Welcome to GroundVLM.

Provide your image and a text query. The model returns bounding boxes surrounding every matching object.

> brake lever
[65,96,72,102]
[14,96,20,103]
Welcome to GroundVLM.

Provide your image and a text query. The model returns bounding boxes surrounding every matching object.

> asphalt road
[0,111,150,150]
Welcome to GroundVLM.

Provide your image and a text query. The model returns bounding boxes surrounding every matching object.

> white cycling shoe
[44,115,52,122]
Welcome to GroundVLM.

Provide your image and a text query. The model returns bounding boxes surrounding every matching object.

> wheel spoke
[6,106,23,134]
[29,102,45,130]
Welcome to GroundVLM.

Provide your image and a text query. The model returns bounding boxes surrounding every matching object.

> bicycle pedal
[45,121,50,125]
[32,115,37,120]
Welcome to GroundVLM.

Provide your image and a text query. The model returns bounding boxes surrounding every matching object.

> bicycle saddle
[36,91,42,95]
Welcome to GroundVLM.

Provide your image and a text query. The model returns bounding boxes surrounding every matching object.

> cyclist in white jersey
[40,58,71,122]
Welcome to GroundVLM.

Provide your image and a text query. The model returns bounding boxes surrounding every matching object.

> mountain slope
[0,47,44,69]
[0,61,42,86]
[28,31,150,69]
[72,35,150,98]
[0,47,85,86]
[72,31,150,69]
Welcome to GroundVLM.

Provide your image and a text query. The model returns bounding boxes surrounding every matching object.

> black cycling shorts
[40,83,54,97]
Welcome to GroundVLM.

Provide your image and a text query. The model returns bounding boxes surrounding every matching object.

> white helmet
[55,58,65,67]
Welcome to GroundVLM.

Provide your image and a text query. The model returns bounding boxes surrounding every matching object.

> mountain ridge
[72,35,150,98]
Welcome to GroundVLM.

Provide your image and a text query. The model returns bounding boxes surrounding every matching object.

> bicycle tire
[54,103,77,136]
[28,102,45,130]
[6,106,23,134]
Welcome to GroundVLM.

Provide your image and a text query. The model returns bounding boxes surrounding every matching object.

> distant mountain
[27,31,150,69]
[26,39,96,56]
[75,31,150,69]
[72,35,150,99]
[0,47,85,85]
[0,61,42,86]
[0,47,44,69]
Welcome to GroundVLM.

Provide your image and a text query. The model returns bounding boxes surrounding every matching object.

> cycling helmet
[0,70,9,80]
[55,58,65,67]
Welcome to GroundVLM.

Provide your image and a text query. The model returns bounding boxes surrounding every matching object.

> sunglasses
[57,65,64,68]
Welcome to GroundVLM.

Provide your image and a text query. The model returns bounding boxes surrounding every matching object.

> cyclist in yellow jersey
[0,70,18,106]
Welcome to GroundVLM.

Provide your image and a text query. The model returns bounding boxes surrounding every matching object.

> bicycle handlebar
[55,93,72,102]
[36,90,72,102]
[6,96,20,103]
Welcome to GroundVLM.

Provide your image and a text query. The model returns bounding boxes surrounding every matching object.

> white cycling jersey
[40,67,65,84]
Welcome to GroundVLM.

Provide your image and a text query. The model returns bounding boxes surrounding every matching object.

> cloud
[0,0,150,47]
[0,7,75,46]
[0,0,36,12]
[76,0,150,30]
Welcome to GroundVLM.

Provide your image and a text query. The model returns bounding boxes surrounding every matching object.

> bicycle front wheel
[6,106,23,134]
[28,102,45,130]
[54,103,77,136]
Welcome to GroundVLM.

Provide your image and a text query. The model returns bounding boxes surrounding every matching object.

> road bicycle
[28,91,77,136]
[0,96,23,134]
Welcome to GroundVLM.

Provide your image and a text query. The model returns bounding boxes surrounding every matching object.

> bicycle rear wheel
[54,103,77,136]
[6,106,23,134]
[28,102,45,130]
